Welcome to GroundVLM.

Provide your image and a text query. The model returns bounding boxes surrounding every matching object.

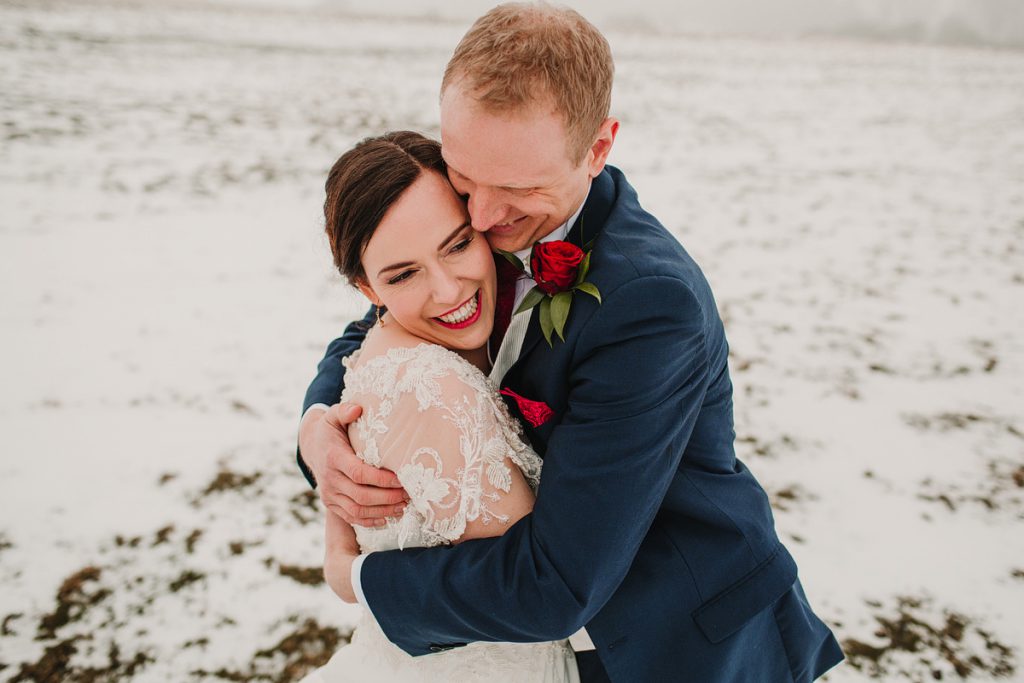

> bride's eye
[387,269,415,285]
[449,235,473,254]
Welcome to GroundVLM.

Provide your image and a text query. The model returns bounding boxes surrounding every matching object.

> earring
[376,306,385,327]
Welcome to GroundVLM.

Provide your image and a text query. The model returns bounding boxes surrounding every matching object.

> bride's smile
[434,290,481,328]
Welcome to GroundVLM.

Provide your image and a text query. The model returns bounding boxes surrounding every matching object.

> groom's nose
[467,186,510,232]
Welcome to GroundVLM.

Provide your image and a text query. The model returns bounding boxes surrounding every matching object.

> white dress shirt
[352,188,595,652]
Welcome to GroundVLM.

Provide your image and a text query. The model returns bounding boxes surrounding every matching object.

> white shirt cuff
[351,552,374,615]
[302,403,331,422]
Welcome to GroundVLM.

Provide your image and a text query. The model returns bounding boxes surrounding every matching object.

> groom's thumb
[329,402,362,427]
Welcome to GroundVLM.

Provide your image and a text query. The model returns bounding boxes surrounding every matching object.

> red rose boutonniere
[498,236,601,346]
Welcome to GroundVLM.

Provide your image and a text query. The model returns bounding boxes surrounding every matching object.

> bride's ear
[356,280,382,307]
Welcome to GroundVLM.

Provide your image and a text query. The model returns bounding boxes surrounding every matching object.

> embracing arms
[322,351,539,602]
[359,276,718,653]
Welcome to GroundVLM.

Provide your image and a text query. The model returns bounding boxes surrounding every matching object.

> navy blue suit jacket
[301,167,843,682]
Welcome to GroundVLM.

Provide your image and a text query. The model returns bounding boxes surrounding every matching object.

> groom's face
[440,85,604,254]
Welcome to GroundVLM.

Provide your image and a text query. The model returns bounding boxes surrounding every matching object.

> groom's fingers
[340,456,403,489]
[324,403,403,490]
[325,499,408,528]
[333,480,407,524]
[322,479,407,525]
[330,444,404,491]
[333,477,409,509]
[320,467,407,524]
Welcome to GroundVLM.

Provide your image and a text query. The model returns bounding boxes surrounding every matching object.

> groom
[298,4,843,682]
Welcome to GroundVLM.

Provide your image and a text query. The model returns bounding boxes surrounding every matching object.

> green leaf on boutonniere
[573,251,592,287]
[539,296,554,345]
[514,285,546,317]
[574,281,601,303]
[551,291,572,341]
[495,249,526,271]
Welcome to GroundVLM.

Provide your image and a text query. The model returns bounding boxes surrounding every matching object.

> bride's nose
[429,265,463,306]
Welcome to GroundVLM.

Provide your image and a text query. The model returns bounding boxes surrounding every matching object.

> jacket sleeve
[296,305,377,488]
[360,276,712,653]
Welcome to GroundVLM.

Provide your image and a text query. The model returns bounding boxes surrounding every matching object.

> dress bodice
[340,343,543,554]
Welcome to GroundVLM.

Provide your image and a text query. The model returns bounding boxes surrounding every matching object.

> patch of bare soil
[190,619,349,682]
[842,595,1016,681]
[277,563,324,586]
[37,567,110,640]
[918,459,1024,517]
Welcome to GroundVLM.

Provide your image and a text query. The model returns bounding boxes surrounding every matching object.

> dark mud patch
[169,569,205,593]
[10,637,153,683]
[152,524,175,546]
[918,458,1024,516]
[231,399,259,416]
[193,466,263,505]
[191,618,348,682]
[202,468,262,496]
[769,483,819,513]
[3,612,23,636]
[734,432,801,459]
[114,534,142,548]
[842,595,1016,680]
[289,489,320,526]
[903,411,1021,437]
[37,567,111,640]
[277,563,324,586]
[185,528,204,553]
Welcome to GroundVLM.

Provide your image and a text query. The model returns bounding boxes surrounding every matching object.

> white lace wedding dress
[302,342,579,683]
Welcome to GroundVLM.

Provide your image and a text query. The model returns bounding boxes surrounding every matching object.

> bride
[301,131,579,683]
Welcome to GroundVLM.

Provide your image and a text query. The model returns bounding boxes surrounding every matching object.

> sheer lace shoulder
[341,344,542,552]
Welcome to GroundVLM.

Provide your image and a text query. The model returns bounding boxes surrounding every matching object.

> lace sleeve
[345,346,538,547]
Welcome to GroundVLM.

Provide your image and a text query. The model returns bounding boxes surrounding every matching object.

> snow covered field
[1,0,1022,680]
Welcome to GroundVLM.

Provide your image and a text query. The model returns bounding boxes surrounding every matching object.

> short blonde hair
[441,2,614,165]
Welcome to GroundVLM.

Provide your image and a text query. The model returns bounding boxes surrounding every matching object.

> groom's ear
[585,117,619,179]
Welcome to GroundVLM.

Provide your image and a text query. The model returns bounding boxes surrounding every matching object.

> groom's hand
[299,402,408,526]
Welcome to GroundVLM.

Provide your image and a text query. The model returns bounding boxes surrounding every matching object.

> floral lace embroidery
[341,344,543,552]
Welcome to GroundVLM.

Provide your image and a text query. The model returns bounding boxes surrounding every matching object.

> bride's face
[358,170,496,352]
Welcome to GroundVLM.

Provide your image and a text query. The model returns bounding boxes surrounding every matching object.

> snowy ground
[1,1,1022,681]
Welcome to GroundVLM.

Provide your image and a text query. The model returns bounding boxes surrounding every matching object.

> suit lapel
[509,169,618,369]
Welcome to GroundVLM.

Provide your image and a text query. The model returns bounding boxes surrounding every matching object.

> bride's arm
[354,362,536,545]
[323,511,359,603]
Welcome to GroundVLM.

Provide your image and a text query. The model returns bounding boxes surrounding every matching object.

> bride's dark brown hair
[324,131,447,284]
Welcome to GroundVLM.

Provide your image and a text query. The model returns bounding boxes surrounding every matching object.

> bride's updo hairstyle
[324,131,446,284]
